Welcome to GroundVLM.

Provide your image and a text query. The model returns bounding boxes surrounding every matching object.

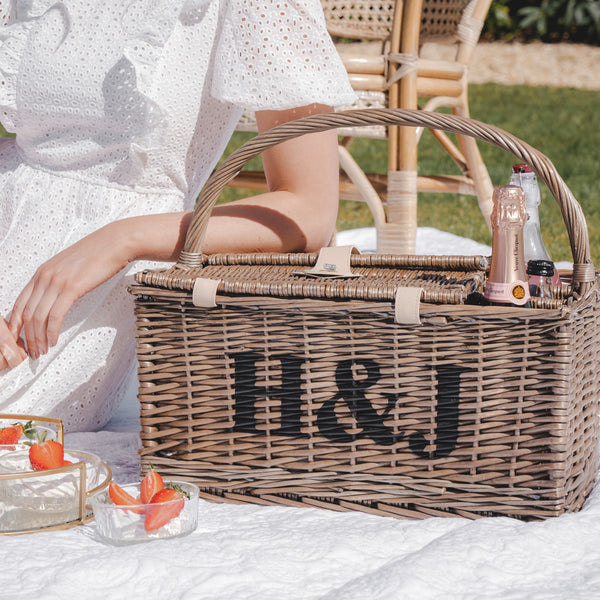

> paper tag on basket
[300,246,362,278]
[192,278,221,307]
[394,286,423,325]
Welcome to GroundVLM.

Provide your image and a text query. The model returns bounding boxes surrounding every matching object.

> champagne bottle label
[485,280,531,306]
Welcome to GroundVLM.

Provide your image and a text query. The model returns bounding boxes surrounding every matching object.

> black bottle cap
[527,259,555,277]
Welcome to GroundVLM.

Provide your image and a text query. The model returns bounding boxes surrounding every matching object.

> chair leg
[384,169,418,254]
[338,145,416,254]
[450,86,493,231]
[338,145,386,232]
[456,133,493,231]
[389,65,420,255]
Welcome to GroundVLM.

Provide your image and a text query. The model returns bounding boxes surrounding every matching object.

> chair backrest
[420,0,470,42]
[320,0,398,41]
[419,0,492,64]
[321,0,489,51]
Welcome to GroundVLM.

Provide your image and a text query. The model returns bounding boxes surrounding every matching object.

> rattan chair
[232,0,494,254]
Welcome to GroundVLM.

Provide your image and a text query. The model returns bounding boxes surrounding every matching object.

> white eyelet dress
[0,0,356,431]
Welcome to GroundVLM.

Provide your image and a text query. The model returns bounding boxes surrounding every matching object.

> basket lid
[134,251,489,306]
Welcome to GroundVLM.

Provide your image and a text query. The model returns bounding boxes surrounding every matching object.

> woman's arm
[202,103,339,253]
[2,103,339,363]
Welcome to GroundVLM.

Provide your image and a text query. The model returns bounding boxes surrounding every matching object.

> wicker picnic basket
[129,109,600,520]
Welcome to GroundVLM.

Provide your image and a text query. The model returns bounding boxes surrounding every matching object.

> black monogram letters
[231,352,465,458]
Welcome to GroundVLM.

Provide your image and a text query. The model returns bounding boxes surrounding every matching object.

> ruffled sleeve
[211,0,356,111]
[0,0,31,132]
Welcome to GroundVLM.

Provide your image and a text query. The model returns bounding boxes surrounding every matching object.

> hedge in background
[484,0,600,45]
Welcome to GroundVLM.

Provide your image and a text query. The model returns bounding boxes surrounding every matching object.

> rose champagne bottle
[484,185,531,307]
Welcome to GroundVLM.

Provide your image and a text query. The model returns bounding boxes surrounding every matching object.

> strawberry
[108,481,144,514]
[144,484,188,531]
[140,467,164,504]
[0,420,35,449]
[28,429,69,471]
[0,424,23,447]
[29,439,67,470]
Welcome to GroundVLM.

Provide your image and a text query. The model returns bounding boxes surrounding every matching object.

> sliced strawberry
[108,481,144,514]
[144,485,187,531]
[29,439,66,471]
[140,468,164,504]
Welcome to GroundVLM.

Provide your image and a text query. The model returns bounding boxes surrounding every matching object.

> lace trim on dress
[0,18,33,132]
[0,0,355,158]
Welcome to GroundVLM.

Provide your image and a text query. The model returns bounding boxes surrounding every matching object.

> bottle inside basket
[527,259,555,299]
[509,164,561,286]
[484,185,531,308]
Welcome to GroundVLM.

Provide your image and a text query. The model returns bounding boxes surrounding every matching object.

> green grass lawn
[222,83,600,265]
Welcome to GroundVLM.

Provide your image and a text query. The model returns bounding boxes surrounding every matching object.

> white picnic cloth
[1,227,592,600]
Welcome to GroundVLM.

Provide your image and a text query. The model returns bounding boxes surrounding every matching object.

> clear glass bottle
[484,185,531,308]
[509,164,561,285]
[527,259,554,299]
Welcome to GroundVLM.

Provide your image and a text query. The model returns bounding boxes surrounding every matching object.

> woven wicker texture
[420,0,468,40]
[133,287,600,519]
[139,253,488,306]
[321,0,469,40]
[320,0,396,39]
[131,109,600,520]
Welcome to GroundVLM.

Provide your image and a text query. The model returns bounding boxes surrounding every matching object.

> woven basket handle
[181,108,595,292]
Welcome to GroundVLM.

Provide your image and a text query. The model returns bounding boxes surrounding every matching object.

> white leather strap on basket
[192,278,221,307]
[394,286,423,325]
[301,246,362,278]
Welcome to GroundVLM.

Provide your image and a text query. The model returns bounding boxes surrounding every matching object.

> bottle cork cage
[130,109,600,520]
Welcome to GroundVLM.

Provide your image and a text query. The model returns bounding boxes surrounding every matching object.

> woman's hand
[6,212,192,362]
[7,221,134,360]
[0,316,27,370]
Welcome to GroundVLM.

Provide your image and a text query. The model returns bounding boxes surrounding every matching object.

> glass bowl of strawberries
[90,469,199,545]
[0,415,111,535]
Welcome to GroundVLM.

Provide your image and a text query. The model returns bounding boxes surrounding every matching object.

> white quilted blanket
[2,228,595,600]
